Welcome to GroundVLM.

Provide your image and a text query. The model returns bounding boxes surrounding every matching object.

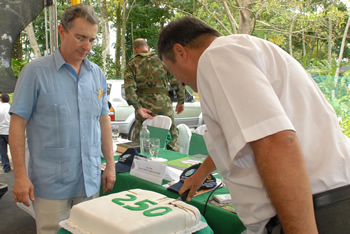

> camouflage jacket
[124,51,185,111]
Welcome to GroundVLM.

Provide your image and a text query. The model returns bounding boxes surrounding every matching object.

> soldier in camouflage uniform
[124,38,185,151]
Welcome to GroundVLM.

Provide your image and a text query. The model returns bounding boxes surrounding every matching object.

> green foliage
[339,114,350,138]
[307,59,337,76]
[123,0,175,60]
[8,93,13,104]
[11,58,29,78]
[311,74,350,136]
[88,45,116,79]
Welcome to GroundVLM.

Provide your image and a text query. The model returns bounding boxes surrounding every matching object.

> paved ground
[0,154,37,234]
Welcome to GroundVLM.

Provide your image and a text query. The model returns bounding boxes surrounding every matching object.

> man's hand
[13,175,34,207]
[179,156,216,201]
[138,108,153,119]
[175,103,184,114]
[102,165,116,194]
[179,172,205,201]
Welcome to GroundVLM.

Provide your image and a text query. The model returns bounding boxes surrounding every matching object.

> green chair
[188,133,209,156]
[147,125,170,149]
[143,115,172,149]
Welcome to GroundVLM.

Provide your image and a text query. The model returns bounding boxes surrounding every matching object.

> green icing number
[124,199,157,211]
[111,194,173,217]
[143,207,172,217]
[112,194,137,206]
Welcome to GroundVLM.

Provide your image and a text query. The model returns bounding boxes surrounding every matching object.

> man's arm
[124,63,142,111]
[168,72,186,111]
[124,62,153,119]
[250,130,318,234]
[9,114,34,207]
[179,156,216,201]
[100,114,116,193]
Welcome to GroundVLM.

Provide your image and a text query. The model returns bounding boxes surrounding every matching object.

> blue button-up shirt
[10,49,109,199]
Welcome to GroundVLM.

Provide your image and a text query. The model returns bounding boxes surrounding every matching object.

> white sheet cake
[63,189,203,234]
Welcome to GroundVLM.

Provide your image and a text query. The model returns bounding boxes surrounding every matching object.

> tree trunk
[99,0,110,72]
[121,1,127,71]
[25,22,41,58]
[302,32,306,57]
[12,34,22,61]
[328,17,333,64]
[335,15,350,77]
[222,0,238,34]
[236,0,252,34]
[115,1,122,77]
[289,16,296,57]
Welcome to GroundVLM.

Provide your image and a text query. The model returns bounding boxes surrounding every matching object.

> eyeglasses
[66,28,98,46]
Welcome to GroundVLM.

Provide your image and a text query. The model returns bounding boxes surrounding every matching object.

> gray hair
[60,4,99,30]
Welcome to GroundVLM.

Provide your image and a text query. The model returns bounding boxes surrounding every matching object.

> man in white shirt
[0,93,11,173]
[157,17,350,234]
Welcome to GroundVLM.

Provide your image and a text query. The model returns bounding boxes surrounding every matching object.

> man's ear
[173,43,187,62]
[57,24,68,39]
[58,24,65,39]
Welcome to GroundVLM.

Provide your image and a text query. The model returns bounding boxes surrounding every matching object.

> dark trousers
[0,135,10,171]
[267,185,350,234]
[314,196,350,233]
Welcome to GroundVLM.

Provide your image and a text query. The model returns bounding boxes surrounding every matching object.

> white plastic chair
[177,124,192,155]
[143,115,172,130]
[193,124,207,135]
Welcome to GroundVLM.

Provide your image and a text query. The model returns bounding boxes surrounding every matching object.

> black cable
[202,182,223,218]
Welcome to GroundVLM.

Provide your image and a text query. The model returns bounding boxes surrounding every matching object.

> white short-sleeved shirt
[0,102,10,135]
[198,35,350,233]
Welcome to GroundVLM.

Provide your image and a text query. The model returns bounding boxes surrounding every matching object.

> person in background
[124,38,185,151]
[157,16,350,234]
[0,93,11,173]
[9,4,116,233]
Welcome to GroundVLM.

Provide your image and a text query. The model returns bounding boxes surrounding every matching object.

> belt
[313,184,350,209]
[137,88,168,95]
[266,184,350,233]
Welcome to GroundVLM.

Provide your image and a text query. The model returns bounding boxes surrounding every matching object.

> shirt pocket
[36,92,72,126]
[88,143,102,179]
[41,145,81,185]
[91,90,103,117]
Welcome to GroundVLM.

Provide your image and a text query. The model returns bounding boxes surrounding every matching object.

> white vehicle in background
[107,79,203,140]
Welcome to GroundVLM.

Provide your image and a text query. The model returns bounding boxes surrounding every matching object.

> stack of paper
[213,194,232,204]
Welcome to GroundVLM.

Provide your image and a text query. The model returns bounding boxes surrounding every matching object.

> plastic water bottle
[140,123,150,156]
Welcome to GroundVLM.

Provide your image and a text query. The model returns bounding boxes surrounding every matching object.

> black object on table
[0,183,8,199]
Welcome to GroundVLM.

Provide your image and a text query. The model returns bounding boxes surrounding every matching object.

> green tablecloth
[100,149,246,234]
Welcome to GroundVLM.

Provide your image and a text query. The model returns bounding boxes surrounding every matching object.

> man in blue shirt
[9,4,116,233]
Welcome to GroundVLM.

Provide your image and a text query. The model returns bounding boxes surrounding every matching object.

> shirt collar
[53,47,93,71]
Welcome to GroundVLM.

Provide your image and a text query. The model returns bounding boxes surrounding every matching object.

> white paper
[130,156,167,185]
[164,166,183,182]
[17,200,36,219]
